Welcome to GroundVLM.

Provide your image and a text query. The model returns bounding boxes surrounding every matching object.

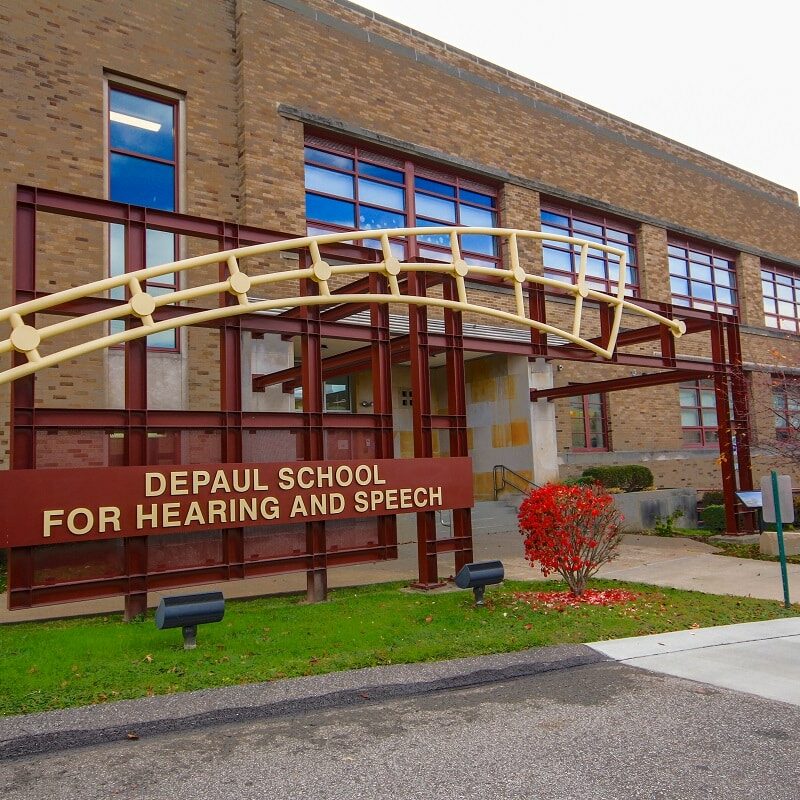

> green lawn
[1,578,797,717]
[645,527,800,565]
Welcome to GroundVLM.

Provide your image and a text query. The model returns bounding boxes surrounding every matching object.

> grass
[1,578,798,717]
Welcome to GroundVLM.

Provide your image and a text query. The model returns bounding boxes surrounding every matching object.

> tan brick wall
[1,0,799,491]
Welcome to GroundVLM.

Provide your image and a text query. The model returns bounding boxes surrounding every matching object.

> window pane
[543,247,573,271]
[110,153,175,210]
[542,210,569,226]
[714,267,734,287]
[324,380,351,412]
[689,262,712,282]
[716,288,734,306]
[146,228,175,269]
[109,223,125,280]
[586,256,605,278]
[358,178,404,209]
[416,220,451,248]
[701,409,718,427]
[682,429,702,445]
[109,89,174,160]
[305,194,355,227]
[359,162,403,183]
[414,193,456,222]
[669,256,688,276]
[147,329,177,349]
[460,188,495,207]
[572,219,603,237]
[304,147,353,171]
[690,281,714,300]
[358,206,405,230]
[670,277,689,295]
[459,205,495,227]
[461,233,496,256]
[700,390,716,408]
[415,177,455,196]
[305,164,354,198]
[680,388,697,406]
[689,250,712,265]
[681,410,700,426]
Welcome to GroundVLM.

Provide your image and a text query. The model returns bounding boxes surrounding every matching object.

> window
[108,84,180,349]
[540,206,639,296]
[304,135,499,268]
[679,380,719,447]
[294,378,353,412]
[772,377,800,441]
[569,393,610,450]
[761,264,800,334]
[668,239,737,315]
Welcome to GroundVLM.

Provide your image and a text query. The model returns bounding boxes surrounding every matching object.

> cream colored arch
[0,227,685,385]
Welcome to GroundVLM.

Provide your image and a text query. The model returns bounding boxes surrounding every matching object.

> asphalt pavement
[2,628,799,799]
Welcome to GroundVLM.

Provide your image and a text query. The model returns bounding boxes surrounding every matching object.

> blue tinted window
[414,193,456,222]
[459,188,495,207]
[109,90,175,160]
[358,178,404,210]
[358,206,405,230]
[146,229,176,270]
[359,162,403,183]
[461,233,496,255]
[541,210,568,226]
[110,153,175,210]
[415,177,456,197]
[305,164,354,198]
[305,194,355,228]
[459,205,494,227]
[304,147,353,171]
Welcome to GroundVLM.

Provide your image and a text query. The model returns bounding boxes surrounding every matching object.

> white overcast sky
[355,0,800,198]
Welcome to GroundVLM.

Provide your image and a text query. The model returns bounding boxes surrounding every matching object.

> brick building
[2,0,799,600]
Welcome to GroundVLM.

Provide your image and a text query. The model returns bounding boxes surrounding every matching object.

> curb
[0,644,607,760]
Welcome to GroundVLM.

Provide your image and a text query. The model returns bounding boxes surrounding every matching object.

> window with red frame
[679,380,719,447]
[108,84,180,349]
[772,376,800,441]
[303,135,500,268]
[569,393,610,450]
[540,206,639,296]
[668,239,737,316]
[761,264,800,334]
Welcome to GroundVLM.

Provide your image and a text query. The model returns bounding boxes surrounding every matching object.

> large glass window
[569,393,609,451]
[668,239,738,315]
[772,377,800,441]
[304,135,500,268]
[540,206,639,296]
[108,85,179,349]
[679,380,719,447]
[761,264,800,334]
[294,378,353,413]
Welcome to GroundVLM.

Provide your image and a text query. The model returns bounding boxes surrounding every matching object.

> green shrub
[561,475,597,487]
[701,504,727,533]
[581,465,653,493]
[701,490,725,507]
[654,509,684,536]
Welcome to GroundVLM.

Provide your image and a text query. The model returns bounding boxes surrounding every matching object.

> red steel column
[7,189,37,608]
[443,278,473,571]
[408,272,440,587]
[219,223,246,578]
[369,273,397,558]
[124,208,149,619]
[726,318,755,533]
[711,319,739,534]
[301,261,327,601]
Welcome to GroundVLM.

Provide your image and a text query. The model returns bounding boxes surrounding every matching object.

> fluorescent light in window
[110,110,161,132]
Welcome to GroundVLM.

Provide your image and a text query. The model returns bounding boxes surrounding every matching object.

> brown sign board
[0,458,474,548]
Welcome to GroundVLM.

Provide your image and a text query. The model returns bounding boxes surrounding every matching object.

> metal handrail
[493,465,540,500]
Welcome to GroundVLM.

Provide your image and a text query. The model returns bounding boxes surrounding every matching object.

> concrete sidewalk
[2,528,798,623]
[589,617,800,706]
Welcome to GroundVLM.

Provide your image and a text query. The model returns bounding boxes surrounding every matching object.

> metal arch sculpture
[0,227,686,384]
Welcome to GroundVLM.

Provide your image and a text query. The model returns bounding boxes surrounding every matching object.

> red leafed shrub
[518,483,623,596]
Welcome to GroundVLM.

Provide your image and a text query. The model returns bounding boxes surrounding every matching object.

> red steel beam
[529,368,713,402]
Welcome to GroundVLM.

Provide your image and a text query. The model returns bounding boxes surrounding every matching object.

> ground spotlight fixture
[155,591,225,649]
[455,560,504,606]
